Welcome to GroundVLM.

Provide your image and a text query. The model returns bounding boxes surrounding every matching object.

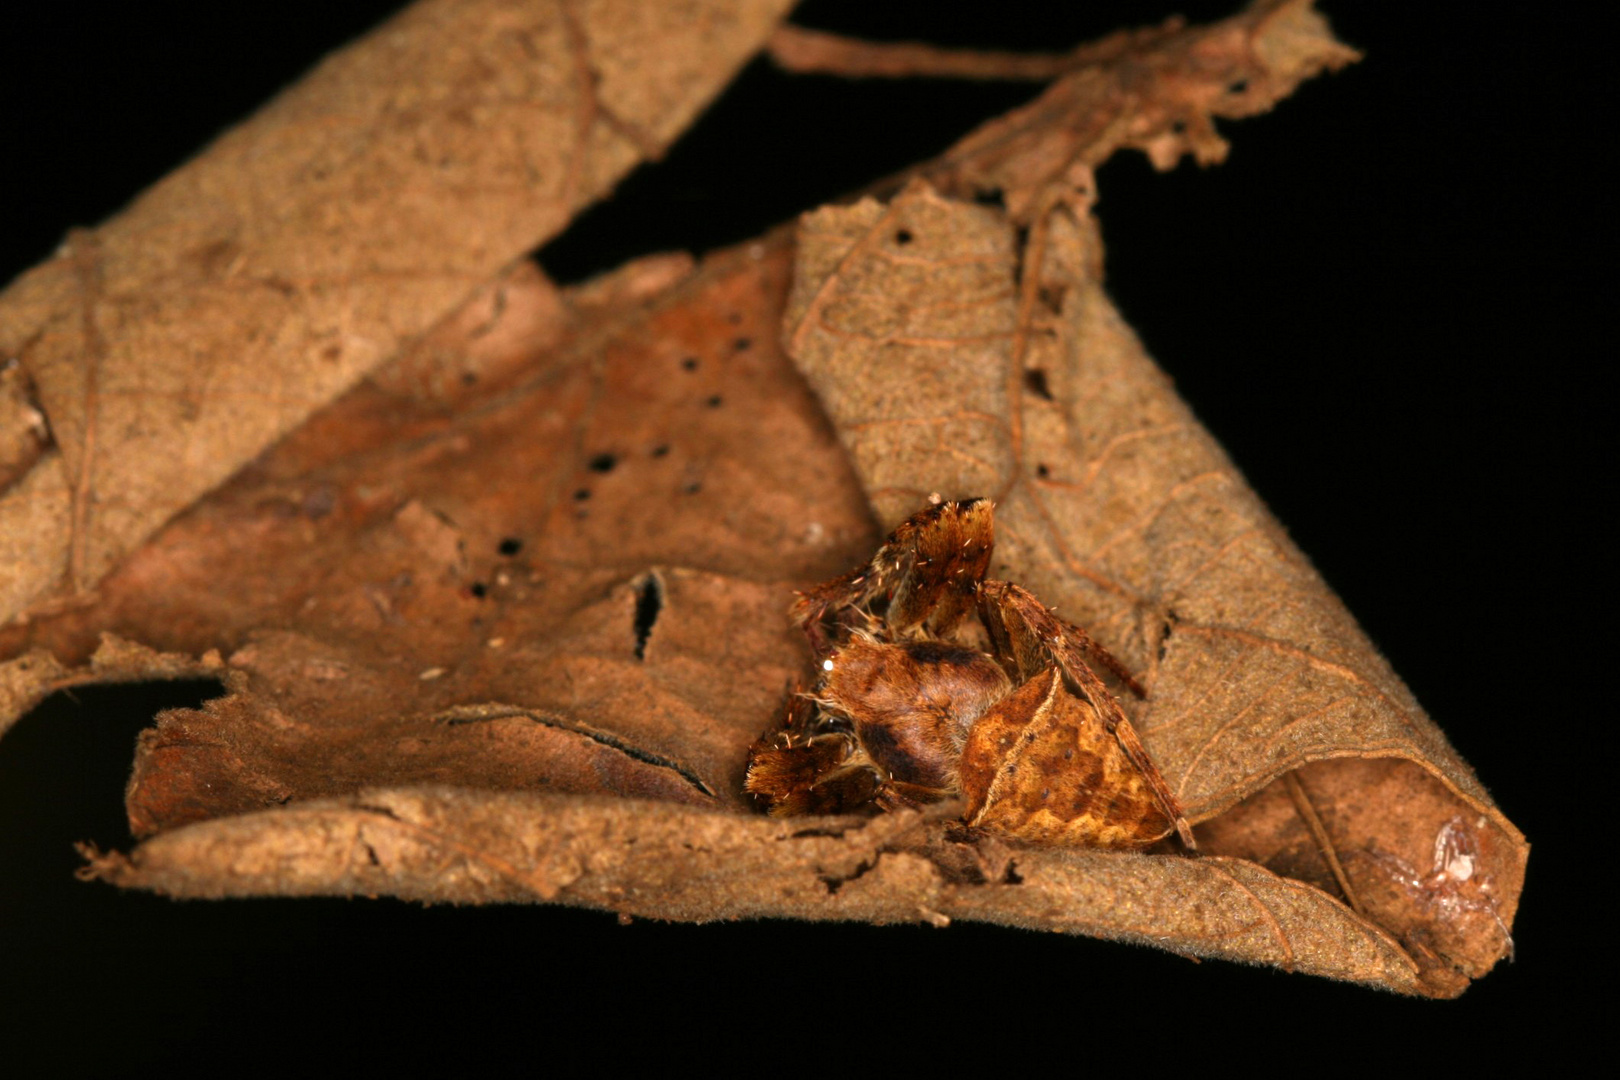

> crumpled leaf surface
[3,234,873,816]
[785,181,1522,997]
[0,0,796,622]
[0,0,1523,998]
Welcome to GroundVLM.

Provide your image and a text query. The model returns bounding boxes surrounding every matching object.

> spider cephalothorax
[746,498,1193,849]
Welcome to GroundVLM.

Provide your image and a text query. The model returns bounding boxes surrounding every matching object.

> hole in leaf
[1010,225,1030,283]
[469,582,488,598]
[1023,368,1054,401]
[1035,463,1051,479]
[894,228,913,245]
[1158,609,1180,663]
[497,537,523,556]
[633,573,664,660]
[587,453,618,473]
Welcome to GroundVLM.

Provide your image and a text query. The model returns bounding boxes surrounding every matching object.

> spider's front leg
[744,688,885,816]
[791,498,995,652]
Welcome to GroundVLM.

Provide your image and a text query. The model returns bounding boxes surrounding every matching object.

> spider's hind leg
[977,579,1195,849]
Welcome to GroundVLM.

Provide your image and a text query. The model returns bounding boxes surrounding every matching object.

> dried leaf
[780,3,1522,994]
[0,0,796,622]
[0,0,1523,998]
[1,234,873,794]
[79,786,1425,993]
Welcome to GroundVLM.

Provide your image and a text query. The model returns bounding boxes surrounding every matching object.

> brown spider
[746,497,1194,849]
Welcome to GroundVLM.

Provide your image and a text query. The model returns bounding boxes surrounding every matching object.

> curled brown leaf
[0,0,1522,999]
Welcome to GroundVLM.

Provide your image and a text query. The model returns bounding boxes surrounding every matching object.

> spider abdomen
[819,636,1010,793]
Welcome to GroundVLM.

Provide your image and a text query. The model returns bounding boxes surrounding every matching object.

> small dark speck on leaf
[469,582,488,598]
[1035,463,1051,479]
[680,357,699,371]
[497,537,523,556]
[587,452,618,473]
[573,488,591,501]
[651,444,670,458]
[1023,368,1054,401]
[461,371,477,386]
[681,481,701,495]
[894,228,913,245]
[733,337,752,352]
[706,395,723,408]
[302,487,336,519]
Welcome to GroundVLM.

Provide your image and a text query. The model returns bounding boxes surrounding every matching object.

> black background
[0,1,1599,1071]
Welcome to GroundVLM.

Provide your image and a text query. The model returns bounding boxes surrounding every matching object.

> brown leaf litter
[0,1,1522,997]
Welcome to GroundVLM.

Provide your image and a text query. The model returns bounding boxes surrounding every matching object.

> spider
[746,497,1194,849]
